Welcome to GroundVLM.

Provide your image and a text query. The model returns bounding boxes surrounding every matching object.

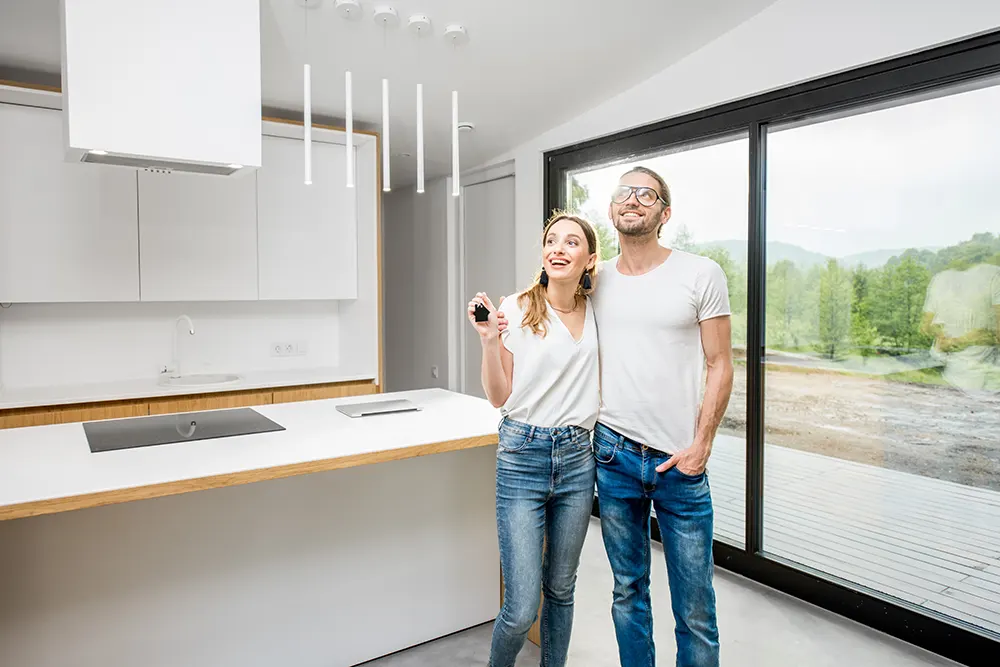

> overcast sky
[573,80,1000,258]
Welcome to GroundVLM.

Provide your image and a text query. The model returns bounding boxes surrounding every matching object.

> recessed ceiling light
[228,164,243,170]
[90,149,108,155]
[394,152,412,158]
[458,122,475,132]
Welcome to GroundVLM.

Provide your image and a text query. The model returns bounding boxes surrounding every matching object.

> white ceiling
[0,0,776,186]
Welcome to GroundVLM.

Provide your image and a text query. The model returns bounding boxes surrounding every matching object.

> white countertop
[0,388,500,519]
[0,367,376,410]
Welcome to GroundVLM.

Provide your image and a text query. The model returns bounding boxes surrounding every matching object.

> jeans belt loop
[528,425,536,441]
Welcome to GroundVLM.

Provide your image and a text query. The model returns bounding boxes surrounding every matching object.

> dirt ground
[720,366,1000,492]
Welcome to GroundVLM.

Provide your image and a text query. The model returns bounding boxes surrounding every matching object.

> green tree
[767,260,805,349]
[670,224,695,251]
[567,176,588,214]
[595,223,619,262]
[817,259,852,359]
[871,256,933,353]
[849,266,879,357]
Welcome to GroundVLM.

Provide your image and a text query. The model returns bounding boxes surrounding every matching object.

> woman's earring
[582,272,592,290]
[540,269,549,286]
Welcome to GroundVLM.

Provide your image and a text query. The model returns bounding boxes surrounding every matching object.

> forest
[567,177,1000,365]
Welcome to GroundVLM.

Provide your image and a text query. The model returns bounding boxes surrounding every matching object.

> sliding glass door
[564,135,750,548]
[763,80,1000,636]
[544,29,1000,667]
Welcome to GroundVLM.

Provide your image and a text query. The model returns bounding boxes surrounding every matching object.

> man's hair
[621,165,671,237]
[622,166,671,207]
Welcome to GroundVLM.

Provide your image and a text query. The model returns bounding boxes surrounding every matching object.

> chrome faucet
[168,315,195,378]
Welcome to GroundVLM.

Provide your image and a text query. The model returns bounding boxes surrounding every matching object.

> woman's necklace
[548,298,578,314]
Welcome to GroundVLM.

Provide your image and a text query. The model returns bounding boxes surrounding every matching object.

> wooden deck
[704,435,1000,636]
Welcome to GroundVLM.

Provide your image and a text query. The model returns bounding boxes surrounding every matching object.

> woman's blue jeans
[489,417,596,667]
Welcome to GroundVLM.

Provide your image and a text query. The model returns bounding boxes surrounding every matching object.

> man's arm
[657,315,734,474]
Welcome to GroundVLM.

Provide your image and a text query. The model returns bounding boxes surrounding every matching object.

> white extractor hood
[59,0,262,176]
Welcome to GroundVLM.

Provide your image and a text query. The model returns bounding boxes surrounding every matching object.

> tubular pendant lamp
[382,78,390,192]
[452,90,459,197]
[346,70,354,188]
[408,15,430,194]
[304,63,312,185]
[417,83,424,194]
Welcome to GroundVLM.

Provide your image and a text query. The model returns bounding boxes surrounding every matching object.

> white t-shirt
[499,291,600,431]
[592,250,731,453]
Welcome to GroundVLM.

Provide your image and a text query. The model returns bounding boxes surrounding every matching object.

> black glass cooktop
[83,408,285,453]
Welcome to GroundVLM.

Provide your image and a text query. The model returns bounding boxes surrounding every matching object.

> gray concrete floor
[366,517,958,666]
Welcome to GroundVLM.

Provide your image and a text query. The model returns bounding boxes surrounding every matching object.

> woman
[467,212,600,667]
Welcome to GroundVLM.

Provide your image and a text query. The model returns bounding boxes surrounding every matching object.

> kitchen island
[0,388,501,667]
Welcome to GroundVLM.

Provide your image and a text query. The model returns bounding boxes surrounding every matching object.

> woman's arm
[468,293,514,408]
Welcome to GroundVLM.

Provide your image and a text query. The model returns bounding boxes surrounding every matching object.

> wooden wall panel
[0,400,147,430]
[0,380,380,429]
[148,389,272,415]
[272,381,378,404]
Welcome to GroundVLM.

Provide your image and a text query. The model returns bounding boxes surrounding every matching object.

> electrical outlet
[431,365,439,378]
[271,341,308,357]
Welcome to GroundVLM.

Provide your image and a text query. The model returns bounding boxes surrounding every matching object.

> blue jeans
[593,422,719,667]
[490,417,596,667]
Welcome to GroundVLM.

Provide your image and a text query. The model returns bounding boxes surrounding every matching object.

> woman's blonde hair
[517,211,600,337]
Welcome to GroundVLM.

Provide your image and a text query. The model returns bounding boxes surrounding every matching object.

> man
[590,166,734,667]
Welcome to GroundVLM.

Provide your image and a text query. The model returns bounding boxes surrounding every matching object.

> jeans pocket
[498,428,530,454]
[672,466,706,481]
[593,437,618,464]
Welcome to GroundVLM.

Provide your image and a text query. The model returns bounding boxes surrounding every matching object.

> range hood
[59,0,262,176]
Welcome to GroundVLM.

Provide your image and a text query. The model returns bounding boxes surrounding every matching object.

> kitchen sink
[158,373,242,388]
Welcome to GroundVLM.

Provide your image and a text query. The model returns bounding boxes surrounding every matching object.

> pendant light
[408,15,431,195]
[336,1,361,188]
[345,70,354,188]
[374,6,399,193]
[445,25,468,198]
[299,1,320,185]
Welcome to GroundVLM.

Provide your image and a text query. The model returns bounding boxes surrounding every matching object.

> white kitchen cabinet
[256,134,358,300]
[0,103,140,303]
[137,170,258,301]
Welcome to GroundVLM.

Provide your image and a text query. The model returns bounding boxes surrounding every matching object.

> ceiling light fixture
[374,6,399,193]
[345,70,354,188]
[409,14,431,195]
[297,0,322,185]
[336,0,361,189]
[445,24,469,197]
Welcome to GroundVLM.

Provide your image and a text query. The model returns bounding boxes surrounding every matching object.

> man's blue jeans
[490,417,596,667]
[593,422,720,667]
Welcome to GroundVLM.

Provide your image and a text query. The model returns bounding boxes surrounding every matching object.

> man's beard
[614,210,658,237]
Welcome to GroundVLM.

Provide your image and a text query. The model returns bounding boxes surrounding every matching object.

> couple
[466,166,734,667]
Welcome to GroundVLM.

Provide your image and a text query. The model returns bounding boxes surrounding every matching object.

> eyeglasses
[611,185,667,207]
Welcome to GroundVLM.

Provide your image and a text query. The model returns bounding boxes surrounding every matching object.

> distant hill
[690,240,938,269]
[693,240,828,267]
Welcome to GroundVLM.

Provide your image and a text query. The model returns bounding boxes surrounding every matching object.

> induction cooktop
[83,408,285,453]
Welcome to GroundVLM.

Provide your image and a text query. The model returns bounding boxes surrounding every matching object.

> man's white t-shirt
[591,250,731,454]
[499,292,600,431]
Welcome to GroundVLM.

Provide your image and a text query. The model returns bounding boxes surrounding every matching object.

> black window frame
[547,29,1000,667]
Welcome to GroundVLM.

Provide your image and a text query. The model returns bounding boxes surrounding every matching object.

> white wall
[474,0,1000,286]
[383,178,451,392]
[0,301,341,389]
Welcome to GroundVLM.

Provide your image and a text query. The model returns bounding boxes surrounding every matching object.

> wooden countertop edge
[0,432,499,522]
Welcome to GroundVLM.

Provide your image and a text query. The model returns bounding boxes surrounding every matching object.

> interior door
[462,175,516,399]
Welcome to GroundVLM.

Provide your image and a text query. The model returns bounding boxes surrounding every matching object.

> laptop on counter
[335,398,421,418]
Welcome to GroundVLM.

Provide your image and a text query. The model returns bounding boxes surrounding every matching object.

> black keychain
[474,302,490,322]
